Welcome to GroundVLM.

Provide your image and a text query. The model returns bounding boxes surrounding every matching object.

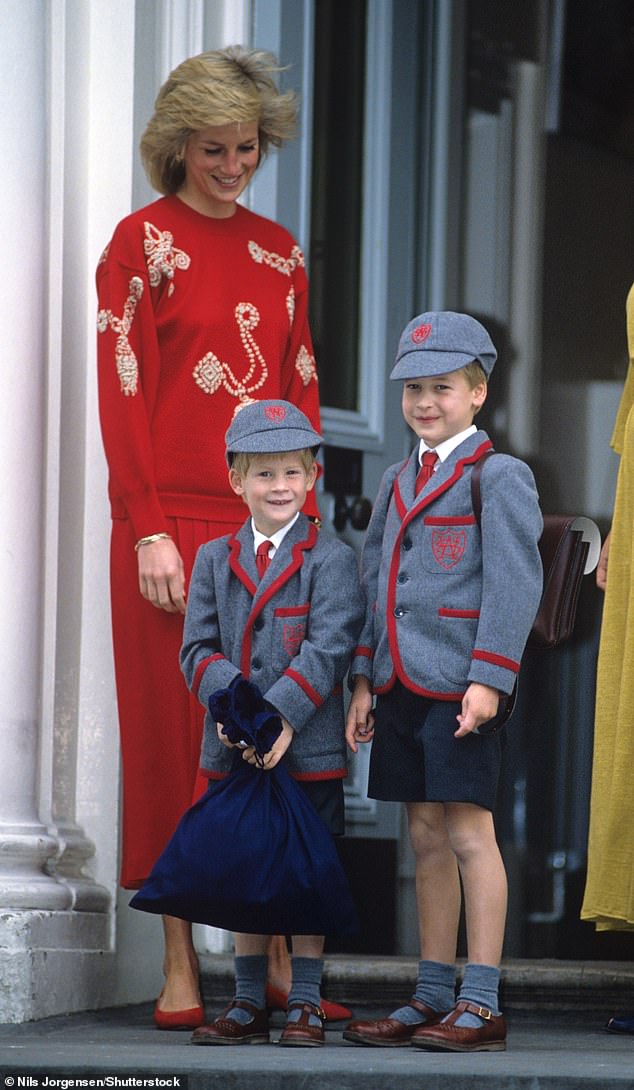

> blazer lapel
[401,431,492,516]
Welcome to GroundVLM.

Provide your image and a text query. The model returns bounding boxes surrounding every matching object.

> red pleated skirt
[110,514,240,888]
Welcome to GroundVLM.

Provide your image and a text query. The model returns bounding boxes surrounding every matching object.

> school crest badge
[431,528,466,569]
[283,622,305,656]
[265,404,287,421]
[412,322,432,343]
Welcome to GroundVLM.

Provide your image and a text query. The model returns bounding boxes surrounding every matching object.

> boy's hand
[455,683,499,737]
[346,678,375,753]
[243,719,294,770]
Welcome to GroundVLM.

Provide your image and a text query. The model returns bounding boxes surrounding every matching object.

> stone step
[2,1002,633,1090]
[200,953,634,1013]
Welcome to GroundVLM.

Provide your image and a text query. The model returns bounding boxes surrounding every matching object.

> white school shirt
[252,512,300,561]
[418,424,477,470]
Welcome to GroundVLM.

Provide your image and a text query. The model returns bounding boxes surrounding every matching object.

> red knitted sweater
[96,195,321,539]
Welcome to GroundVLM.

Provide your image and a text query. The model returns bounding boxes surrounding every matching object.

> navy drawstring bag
[130,679,358,936]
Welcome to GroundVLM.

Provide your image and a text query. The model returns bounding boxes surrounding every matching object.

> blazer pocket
[421,515,478,575]
[437,608,480,685]
[272,603,311,670]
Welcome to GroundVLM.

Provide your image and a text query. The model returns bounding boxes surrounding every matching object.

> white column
[0,1,70,914]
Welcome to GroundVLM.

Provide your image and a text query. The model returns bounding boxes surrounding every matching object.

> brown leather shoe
[279,1002,325,1047]
[343,998,443,1047]
[190,1000,269,1045]
[410,1000,507,1052]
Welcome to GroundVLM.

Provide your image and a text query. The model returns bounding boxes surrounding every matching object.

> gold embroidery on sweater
[97,276,143,396]
[248,240,304,276]
[286,287,295,325]
[193,302,268,406]
[97,243,110,265]
[296,344,317,386]
[144,222,190,296]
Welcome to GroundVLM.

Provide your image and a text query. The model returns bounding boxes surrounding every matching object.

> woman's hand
[596,530,611,592]
[345,677,375,753]
[137,537,186,614]
[455,682,499,737]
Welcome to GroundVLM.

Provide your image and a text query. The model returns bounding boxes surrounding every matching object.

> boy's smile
[402,371,487,446]
[229,452,317,538]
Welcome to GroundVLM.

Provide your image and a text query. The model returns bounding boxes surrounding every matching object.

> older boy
[180,400,364,1047]
[344,312,542,1052]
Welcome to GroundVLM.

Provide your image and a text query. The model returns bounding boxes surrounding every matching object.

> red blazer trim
[424,515,476,525]
[192,653,226,698]
[392,459,410,519]
[274,603,310,617]
[375,673,464,701]
[228,535,257,596]
[439,608,480,618]
[354,645,374,659]
[239,522,319,676]
[284,667,323,707]
[387,440,493,684]
[472,648,520,673]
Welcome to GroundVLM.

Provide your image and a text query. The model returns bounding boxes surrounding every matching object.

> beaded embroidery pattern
[97,276,144,396]
[193,240,316,408]
[99,229,316,404]
[143,222,190,296]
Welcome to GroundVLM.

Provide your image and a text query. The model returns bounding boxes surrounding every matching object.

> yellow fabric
[581,283,634,930]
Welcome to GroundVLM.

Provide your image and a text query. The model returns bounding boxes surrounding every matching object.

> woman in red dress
[97,45,330,1026]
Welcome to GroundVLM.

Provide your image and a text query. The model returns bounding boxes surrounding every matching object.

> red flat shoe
[265,984,351,1021]
[153,1001,205,1030]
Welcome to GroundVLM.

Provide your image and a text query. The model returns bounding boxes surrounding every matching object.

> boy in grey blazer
[344,312,543,1053]
[180,400,364,1048]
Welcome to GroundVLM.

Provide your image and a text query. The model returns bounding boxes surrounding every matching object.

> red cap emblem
[412,323,432,344]
[265,405,287,421]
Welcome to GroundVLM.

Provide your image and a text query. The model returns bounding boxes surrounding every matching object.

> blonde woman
[97,46,341,1027]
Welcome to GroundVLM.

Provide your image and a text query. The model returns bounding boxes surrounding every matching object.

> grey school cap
[225,399,323,463]
[390,311,497,380]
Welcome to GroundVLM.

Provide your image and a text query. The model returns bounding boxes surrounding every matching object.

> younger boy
[344,312,543,1052]
[180,400,364,1048]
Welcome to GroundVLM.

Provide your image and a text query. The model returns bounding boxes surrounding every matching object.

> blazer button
[253,617,264,631]
[394,607,406,618]
[402,537,412,550]
[251,658,262,670]
[397,572,408,584]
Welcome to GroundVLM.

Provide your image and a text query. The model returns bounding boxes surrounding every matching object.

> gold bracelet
[134,532,172,552]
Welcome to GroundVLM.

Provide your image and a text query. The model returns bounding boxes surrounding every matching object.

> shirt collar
[252,512,300,554]
[418,424,477,465]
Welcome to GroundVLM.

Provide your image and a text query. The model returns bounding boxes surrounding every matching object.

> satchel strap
[470,448,496,526]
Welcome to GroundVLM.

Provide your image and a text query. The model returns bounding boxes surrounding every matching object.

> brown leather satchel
[471,450,600,650]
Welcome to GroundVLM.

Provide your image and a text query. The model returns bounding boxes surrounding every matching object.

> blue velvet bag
[130,680,358,936]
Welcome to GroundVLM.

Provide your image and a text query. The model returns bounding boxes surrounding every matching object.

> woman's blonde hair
[141,45,298,194]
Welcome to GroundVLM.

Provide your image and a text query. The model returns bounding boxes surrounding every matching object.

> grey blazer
[351,431,543,698]
[181,513,365,778]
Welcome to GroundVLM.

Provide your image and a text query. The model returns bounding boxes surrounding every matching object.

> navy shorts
[299,778,345,837]
[367,682,506,812]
